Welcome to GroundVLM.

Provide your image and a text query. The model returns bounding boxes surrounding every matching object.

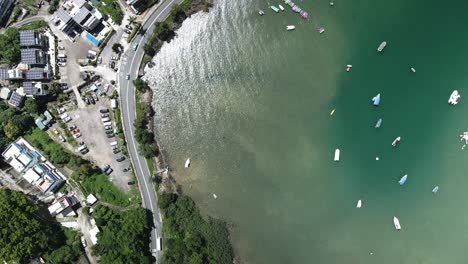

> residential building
[19,30,47,48]
[0,87,11,100]
[55,0,103,35]
[0,0,14,25]
[17,82,48,97]
[48,196,74,216]
[0,68,24,80]
[2,138,65,193]
[21,49,47,66]
[35,110,54,130]
[26,67,51,80]
[8,91,24,107]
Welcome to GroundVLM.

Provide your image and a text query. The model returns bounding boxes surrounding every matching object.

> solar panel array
[8,92,24,107]
[19,30,36,47]
[22,82,38,95]
[26,68,46,80]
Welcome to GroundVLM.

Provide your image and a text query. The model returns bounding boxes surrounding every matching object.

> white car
[73,132,81,139]
[59,135,66,142]
[63,116,72,123]
[58,62,66,67]
[126,74,130,80]
[58,45,65,50]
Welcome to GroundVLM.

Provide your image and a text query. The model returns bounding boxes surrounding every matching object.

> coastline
[134,0,236,262]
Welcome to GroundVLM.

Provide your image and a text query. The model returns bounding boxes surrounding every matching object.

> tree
[133,78,150,93]
[3,114,32,139]
[23,98,39,114]
[48,82,62,98]
[0,190,50,263]
[0,28,20,65]
[128,16,136,24]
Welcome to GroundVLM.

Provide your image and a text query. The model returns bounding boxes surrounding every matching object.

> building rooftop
[8,91,24,107]
[57,7,72,24]
[86,194,98,205]
[21,49,47,65]
[19,30,44,47]
[26,68,48,80]
[0,87,11,100]
[74,6,91,25]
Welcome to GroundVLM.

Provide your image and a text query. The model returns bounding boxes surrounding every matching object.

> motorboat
[286,25,295,31]
[258,10,265,16]
[346,64,352,72]
[334,149,340,161]
[392,136,401,147]
[448,90,460,105]
[411,67,416,73]
[432,186,439,193]
[185,158,191,168]
[317,27,325,34]
[393,216,401,230]
[398,174,408,185]
[270,5,280,12]
[279,4,285,11]
[356,199,362,208]
[375,118,382,128]
[377,41,387,52]
[330,109,335,115]
[372,93,381,106]
[330,2,334,6]
[213,193,218,199]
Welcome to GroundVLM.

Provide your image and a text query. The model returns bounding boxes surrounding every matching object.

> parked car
[123,29,131,34]
[100,108,109,113]
[92,94,99,102]
[79,141,85,145]
[101,113,109,118]
[105,125,112,130]
[57,107,66,114]
[63,116,72,123]
[81,237,87,248]
[58,45,65,50]
[125,25,133,30]
[73,132,81,138]
[58,62,66,67]
[102,164,110,172]
[105,130,114,135]
[52,128,59,135]
[87,95,95,104]
[112,145,118,150]
[68,125,77,131]
[72,128,80,134]
[113,149,120,154]
[59,135,66,142]
[106,134,115,138]
[83,97,90,105]
[133,43,138,51]
[105,168,113,175]
[80,148,89,154]
[58,58,67,62]
[123,167,130,172]
[116,156,125,162]
[111,56,118,60]
[127,181,136,185]
[126,74,130,80]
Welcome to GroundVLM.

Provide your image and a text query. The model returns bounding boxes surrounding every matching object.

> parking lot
[67,87,133,191]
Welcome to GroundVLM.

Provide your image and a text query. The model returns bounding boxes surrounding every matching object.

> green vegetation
[96,0,124,24]
[126,22,141,43]
[134,90,159,158]
[98,29,115,51]
[81,173,132,207]
[0,101,34,150]
[15,0,39,17]
[146,157,154,175]
[92,205,152,263]
[0,189,83,263]
[133,78,150,93]
[19,20,49,30]
[112,43,123,54]
[48,0,60,14]
[159,193,234,264]
[0,28,20,65]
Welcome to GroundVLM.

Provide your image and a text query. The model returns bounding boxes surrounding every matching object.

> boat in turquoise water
[399,174,408,185]
[375,118,382,128]
[432,186,439,193]
[271,6,280,12]
[372,93,381,106]
[283,0,309,19]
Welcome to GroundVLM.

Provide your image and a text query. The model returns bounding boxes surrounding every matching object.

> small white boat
[391,136,401,147]
[448,90,460,105]
[185,158,191,168]
[317,27,325,34]
[432,186,439,193]
[334,149,340,161]
[278,4,285,11]
[346,64,352,72]
[258,10,265,16]
[356,199,362,208]
[398,174,408,185]
[377,41,387,52]
[330,108,335,115]
[213,193,218,199]
[393,216,401,230]
[330,2,334,6]
[410,67,416,73]
[286,25,295,31]
[270,5,279,12]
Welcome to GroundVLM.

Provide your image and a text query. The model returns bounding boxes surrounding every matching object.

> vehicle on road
[58,62,66,67]
[59,135,66,142]
[105,125,112,130]
[133,43,138,50]
[63,116,72,123]
[116,156,125,162]
[127,181,136,185]
[73,132,81,138]
[126,74,130,80]
[105,168,113,175]
[105,130,114,135]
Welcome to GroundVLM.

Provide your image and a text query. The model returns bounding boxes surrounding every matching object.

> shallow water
[144,0,468,263]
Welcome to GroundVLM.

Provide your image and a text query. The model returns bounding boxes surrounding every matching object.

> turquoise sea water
[144,0,468,263]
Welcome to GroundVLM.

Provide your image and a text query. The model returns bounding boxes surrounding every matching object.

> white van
[78,145,87,152]
[110,141,118,146]
[101,117,110,122]
[58,53,67,58]
[103,121,112,127]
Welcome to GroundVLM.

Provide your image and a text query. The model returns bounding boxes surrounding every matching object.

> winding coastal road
[118,0,183,261]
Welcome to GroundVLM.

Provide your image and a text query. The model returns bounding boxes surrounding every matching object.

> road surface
[118,0,183,262]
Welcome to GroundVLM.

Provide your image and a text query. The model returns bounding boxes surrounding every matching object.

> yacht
[271,5,280,12]
[330,109,335,115]
[279,4,285,11]
[375,118,382,128]
[393,216,401,230]
[213,193,218,199]
[356,199,362,208]
[398,174,408,185]
[346,64,352,72]
[372,93,381,106]
[448,90,460,105]
[286,25,296,31]
[317,27,325,34]
[411,67,416,73]
[258,10,265,16]
[377,41,387,52]
[334,149,340,161]
[392,136,401,147]
[432,186,439,193]
[185,158,191,168]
